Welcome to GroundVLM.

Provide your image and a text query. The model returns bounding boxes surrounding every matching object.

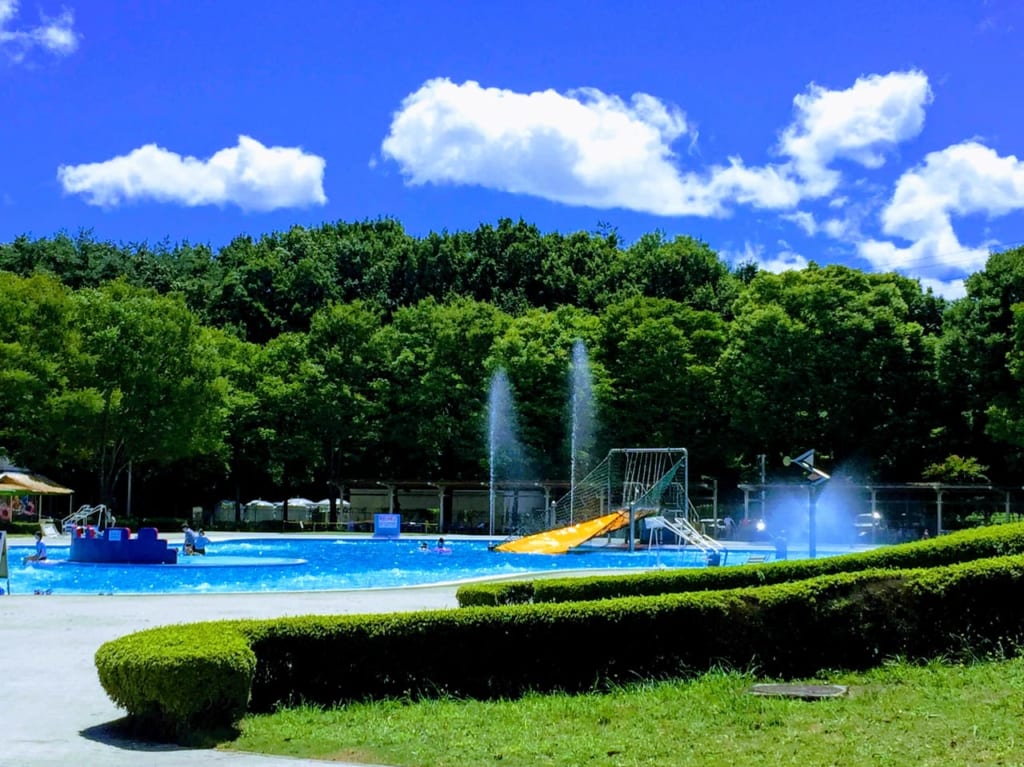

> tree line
[2,218,1023,517]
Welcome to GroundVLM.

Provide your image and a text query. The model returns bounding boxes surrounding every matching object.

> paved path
[1,586,460,766]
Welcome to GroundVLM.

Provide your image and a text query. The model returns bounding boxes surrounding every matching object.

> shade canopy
[0,471,73,495]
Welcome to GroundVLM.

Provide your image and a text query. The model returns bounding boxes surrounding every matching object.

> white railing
[61,504,114,531]
[645,515,722,553]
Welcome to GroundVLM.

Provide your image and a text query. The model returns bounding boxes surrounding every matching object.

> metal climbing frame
[62,503,115,532]
[499,447,689,553]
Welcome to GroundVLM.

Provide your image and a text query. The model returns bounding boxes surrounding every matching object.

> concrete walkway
[1,585,460,766]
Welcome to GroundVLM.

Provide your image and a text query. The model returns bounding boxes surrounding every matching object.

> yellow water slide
[493,509,633,554]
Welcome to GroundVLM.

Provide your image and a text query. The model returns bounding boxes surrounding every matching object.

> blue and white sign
[373,513,401,538]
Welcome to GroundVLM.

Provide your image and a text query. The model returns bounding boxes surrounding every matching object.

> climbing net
[517,448,689,535]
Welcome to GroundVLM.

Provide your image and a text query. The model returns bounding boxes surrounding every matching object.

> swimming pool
[4,536,865,596]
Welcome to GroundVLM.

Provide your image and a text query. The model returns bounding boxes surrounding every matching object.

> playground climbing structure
[494,447,691,553]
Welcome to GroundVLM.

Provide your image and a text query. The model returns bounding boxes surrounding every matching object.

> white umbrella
[286,498,316,508]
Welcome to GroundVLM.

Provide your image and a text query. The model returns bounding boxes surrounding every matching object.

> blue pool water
[3,537,862,596]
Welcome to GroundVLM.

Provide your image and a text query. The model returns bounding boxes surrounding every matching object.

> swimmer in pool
[23,531,47,563]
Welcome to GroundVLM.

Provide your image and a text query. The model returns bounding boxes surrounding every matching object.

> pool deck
[3,530,462,766]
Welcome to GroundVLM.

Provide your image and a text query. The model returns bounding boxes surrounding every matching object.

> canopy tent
[0,465,74,524]
[315,497,351,524]
[243,499,276,523]
[279,498,316,523]
[0,471,73,496]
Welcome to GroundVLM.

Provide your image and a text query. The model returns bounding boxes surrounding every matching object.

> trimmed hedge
[96,552,1024,739]
[94,622,256,739]
[456,521,1024,606]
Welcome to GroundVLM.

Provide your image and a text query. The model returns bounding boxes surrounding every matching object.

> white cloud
[57,135,328,212]
[380,71,1008,300]
[783,211,818,235]
[705,159,802,210]
[381,78,801,217]
[382,73,935,219]
[779,70,932,196]
[858,141,1024,289]
[0,0,78,62]
[758,245,810,274]
[722,241,764,267]
[821,217,855,239]
[783,205,860,240]
[919,276,966,299]
[723,241,809,274]
[884,141,1024,235]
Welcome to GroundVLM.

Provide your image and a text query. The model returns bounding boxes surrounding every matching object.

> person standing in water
[193,529,210,555]
[181,523,197,555]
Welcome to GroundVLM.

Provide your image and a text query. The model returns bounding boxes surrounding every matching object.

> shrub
[388,559,1024,687]
[456,521,1024,606]
[94,622,256,739]
[96,552,1024,741]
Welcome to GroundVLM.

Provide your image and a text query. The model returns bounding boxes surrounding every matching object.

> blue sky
[2,0,1023,298]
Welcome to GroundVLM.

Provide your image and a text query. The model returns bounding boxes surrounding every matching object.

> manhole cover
[748,683,848,700]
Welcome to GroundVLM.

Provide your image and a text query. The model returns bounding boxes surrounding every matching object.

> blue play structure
[69,526,177,564]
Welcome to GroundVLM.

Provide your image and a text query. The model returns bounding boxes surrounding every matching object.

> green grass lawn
[222,656,1024,766]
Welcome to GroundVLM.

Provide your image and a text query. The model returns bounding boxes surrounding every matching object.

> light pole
[783,449,830,558]
[701,475,719,535]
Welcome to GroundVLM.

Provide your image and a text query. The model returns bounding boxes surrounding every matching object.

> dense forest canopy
[2,217,1023,517]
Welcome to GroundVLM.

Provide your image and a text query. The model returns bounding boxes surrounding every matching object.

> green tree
[492,306,603,478]
[0,230,129,289]
[597,296,728,461]
[721,265,941,478]
[304,301,385,516]
[921,455,989,483]
[597,232,739,314]
[937,246,1024,475]
[52,281,227,505]
[371,298,510,479]
[0,273,75,469]
[252,330,320,491]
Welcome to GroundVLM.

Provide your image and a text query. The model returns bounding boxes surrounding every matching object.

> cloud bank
[57,136,327,212]
[382,73,932,217]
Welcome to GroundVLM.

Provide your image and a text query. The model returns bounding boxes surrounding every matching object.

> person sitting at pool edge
[181,523,197,555]
[24,531,47,563]
[193,528,209,555]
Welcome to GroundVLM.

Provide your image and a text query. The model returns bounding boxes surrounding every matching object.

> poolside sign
[373,513,401,539]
